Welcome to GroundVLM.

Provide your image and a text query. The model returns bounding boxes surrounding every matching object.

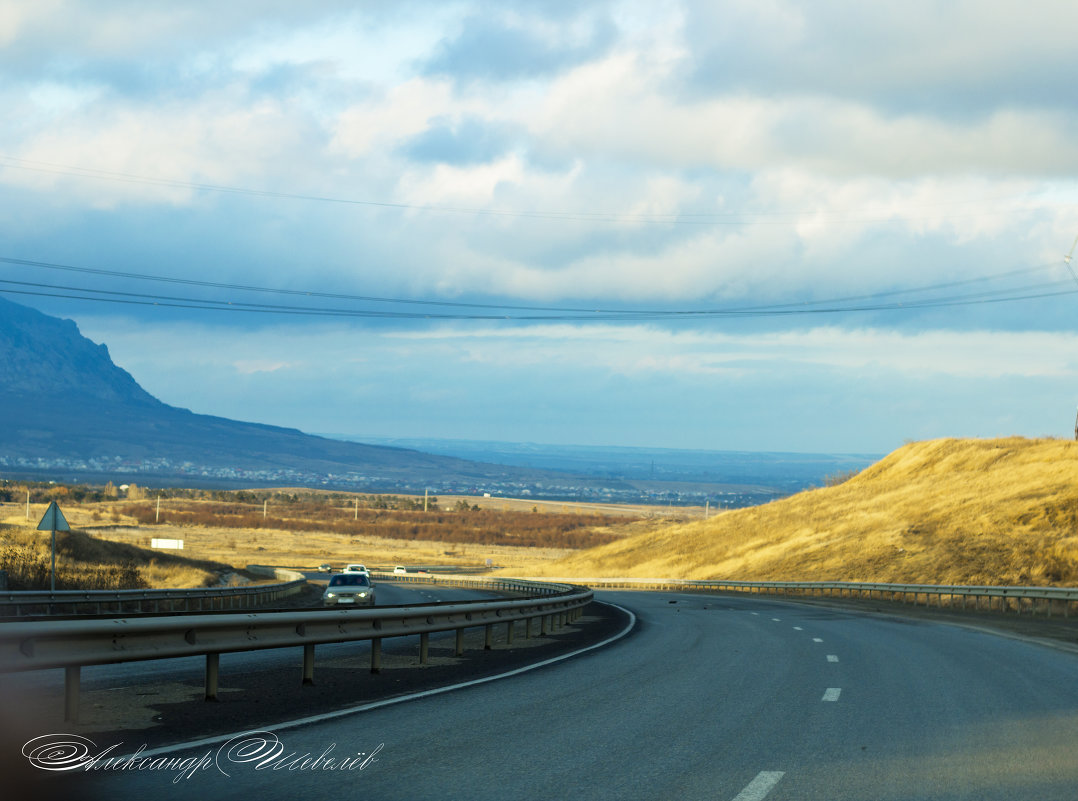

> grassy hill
[536,437,1078,587]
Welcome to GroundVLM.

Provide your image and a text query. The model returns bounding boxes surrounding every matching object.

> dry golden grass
[90,523,577,575]
[530,437,1078,586]
[0,524,223,590]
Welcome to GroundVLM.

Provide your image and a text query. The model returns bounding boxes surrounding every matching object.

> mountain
[0,297,607,493]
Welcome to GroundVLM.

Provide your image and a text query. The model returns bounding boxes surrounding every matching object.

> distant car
[344,564,370,576]
[317,563,332,573]
[393,565,407,574]
[322,573,375,606]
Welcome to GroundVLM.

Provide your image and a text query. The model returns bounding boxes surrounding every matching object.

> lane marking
[822,687,842,702]
[731,770,785,801]
[827,654,839,662]
[771,617,781,622]
[792,626,803,630]
[812,637,824,643]
[750,611,759,615]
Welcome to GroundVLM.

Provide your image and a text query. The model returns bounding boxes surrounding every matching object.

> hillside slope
[0,296,614,492]
[543,437,1078,586]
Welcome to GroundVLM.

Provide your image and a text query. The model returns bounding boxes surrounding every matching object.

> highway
[17,590,1078,800]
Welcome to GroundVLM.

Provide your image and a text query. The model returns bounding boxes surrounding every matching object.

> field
[0,490,671,589]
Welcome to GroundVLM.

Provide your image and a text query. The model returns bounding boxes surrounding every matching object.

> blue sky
[2,1,1077,454]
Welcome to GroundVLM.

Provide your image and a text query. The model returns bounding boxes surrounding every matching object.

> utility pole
[424,488,429,512]
[156,495,161,523]
[1074,404,1077,441]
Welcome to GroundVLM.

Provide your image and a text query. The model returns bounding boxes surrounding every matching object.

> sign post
[37,501,70,592]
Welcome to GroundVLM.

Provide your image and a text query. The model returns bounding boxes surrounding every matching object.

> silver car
[322,573,376,606]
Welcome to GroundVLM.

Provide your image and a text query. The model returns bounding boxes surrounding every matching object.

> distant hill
[0,296,603,493]
[541,437,1078,587]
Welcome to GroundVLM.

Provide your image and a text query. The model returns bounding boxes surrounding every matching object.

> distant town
[0,452,784,509]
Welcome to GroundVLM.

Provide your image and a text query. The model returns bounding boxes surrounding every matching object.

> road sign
[36,501,70,592]
[37,501,71,532]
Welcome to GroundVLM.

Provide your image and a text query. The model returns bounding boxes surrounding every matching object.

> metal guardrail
[550,577,1078,617]
[0,565,306,617]
[373,571,569,596]
[0,574,593,722]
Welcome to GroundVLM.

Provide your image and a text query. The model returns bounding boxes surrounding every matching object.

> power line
[1,257,1074,321]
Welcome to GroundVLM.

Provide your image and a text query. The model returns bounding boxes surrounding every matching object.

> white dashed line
[822,687,842,702]
[750,611,759,616]
[771,618,781,622]
[792,626,803,630]
[731,770,785,801]
[827,654,839,663]
[812,637,824,643]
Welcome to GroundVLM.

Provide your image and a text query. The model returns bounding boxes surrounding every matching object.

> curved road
[24,591,1078,799]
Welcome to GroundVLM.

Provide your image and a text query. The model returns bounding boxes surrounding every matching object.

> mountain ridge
[0,297,602,493]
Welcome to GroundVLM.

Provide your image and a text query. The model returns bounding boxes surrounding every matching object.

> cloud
[422,5,617,82]
[400,115,518,165]
[232,359,295,375]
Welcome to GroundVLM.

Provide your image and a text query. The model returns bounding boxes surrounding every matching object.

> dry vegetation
[0,525,225,591]
[531,437,1078,587]
[0,489,650,588]
[125,497,627,549]
[5,437,1074,590]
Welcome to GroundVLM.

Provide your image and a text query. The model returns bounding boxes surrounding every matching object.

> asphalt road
[14,590,1078,800]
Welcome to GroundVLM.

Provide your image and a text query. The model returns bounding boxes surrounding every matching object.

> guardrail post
[420,632,430,664]
[525,617,533,639]
[205,653,219,701]
[484,624,493,650]
[455,628,465,656]
[541,615,550,635]
[302,643,315,685]
[64,665,79,723]
[506,620,514,644]
[371,638,382,674]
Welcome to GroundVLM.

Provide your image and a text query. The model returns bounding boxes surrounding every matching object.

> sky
[1,0,1077,455]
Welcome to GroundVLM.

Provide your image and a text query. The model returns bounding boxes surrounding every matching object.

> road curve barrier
[538,576,1078,618]
[0,565,306,618]
[0,576,592,723]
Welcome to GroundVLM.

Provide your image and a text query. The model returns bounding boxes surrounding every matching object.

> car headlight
[357,591,368,597]
[325,592,336,598]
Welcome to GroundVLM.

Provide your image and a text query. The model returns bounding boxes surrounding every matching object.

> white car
[344,564,370,576]
[393,565,407,574]
[322,574,375,606]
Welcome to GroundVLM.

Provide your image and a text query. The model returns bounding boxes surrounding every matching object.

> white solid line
[113,601,639,761]
[812,637,824,642]
[822,687,842,701]
[731,770,785,801]
[827,654,839,662]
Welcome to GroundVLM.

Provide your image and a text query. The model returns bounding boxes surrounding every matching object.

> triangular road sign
[37,501,71,532]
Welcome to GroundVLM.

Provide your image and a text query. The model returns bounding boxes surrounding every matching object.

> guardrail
[0,565,306,617]
[372,571,568,596]
[0,575,593,722]
[549,577,1078,618]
